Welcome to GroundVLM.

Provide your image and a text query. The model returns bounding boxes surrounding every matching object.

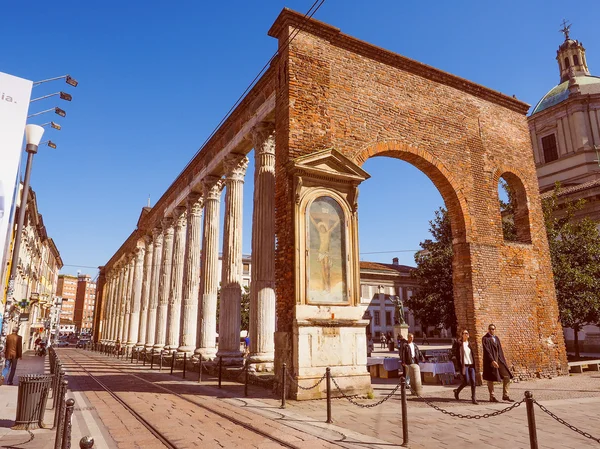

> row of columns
[99,124,276,366]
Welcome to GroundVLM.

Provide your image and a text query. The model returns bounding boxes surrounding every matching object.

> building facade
[2,183,63,349]
[56,274,77,321]
[529,26,600,352]
[73,274,96,336]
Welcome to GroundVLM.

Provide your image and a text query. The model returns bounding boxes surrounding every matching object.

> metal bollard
[61,398,75,449]
[280,363,287,409]
[401,376,408,447]
[218,356,223,389]
[525,391,539,449]
[131,348,134,363]
[198,355,203,383]
[143,349,147,366]
[326,368,332,423]
[183,353,187,379]
[150,350,155,370]
[160,352,164,371]
[170,352,175,374]
[244,359,249,397]
[53,380,68,448]
[79,436,94,449]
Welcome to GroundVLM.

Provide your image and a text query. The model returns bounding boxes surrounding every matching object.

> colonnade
[98,123,276,366]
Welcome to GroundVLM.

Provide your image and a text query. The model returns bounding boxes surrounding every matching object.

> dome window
[573,54,580,65]
[564,57,570,68]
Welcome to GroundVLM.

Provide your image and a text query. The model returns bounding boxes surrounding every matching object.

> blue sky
[2,0,598,277]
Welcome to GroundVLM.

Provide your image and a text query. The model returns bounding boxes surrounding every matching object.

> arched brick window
[498,173,532,244]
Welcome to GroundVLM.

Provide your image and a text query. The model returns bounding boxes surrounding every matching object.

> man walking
[401,333,424,390]
[482,324,513,402]
[2,328,23,385]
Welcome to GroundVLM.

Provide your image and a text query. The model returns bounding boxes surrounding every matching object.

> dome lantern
[556,20,590,83]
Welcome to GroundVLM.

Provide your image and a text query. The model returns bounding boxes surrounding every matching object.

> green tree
[407,207,457,335]
[499,178,518,241]
[542,186,600,357]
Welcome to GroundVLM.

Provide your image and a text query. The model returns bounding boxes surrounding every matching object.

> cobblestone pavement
[50,349,600,448]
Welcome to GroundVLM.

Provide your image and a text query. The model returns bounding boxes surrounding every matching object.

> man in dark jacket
[2,328,23,385]
[482,324,513,402]
[401,333,424,388]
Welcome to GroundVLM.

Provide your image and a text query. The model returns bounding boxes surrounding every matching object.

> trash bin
[13,374,53,430]
[388,340,395,351]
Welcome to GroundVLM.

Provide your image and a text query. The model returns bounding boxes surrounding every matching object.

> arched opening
[497,172,532,244]
[564,57,571,68]
[354,142,472,349]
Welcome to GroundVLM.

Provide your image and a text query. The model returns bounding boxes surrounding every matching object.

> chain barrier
[534,400,600,444]
[286,369,327,390]
[416,394,523,419]
[331,376,402,408]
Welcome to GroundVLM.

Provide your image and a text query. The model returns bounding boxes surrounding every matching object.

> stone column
[101,273,114,343]
[114,265,127,344]
[108,268,121,342]
[165,207,187,350]
[127,242,145,347]
[195,176,223,359]
[177,193,203,354]
[217,155,248,364]
[137,235,153,348]
[145,227,163,349]
[249,124,276,367]
[121,257,134,344]
[154,217,174,350]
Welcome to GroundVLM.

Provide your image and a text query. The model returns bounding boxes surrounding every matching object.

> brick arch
[352,140,471,244]
[492,166,533,244]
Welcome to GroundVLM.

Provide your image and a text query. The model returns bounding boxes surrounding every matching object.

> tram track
[62,349,333,449]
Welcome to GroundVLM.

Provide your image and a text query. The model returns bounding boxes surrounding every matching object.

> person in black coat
[453,329,478,404]
[401,333,424,388]
[482,324,513,402]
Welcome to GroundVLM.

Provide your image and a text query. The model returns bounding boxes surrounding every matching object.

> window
[243,263,250,275]
[564,57,570,68]
[541,134,558,163]
[385,311,392,326]
[361,285,370,298]
[573,55,580,65]
[374,311,380,326]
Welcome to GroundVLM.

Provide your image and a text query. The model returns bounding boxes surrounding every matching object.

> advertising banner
[0,72,33,307]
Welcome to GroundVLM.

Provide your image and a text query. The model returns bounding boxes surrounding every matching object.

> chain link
[534,400,600,443]
[417,395,523,419]
[286,370,327,390]
[331,376,402,408]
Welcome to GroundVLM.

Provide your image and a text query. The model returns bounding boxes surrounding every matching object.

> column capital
[202,176,224,201]
[223,154,249,182]
[161,216,174,233]
[152,226,163,240]
[143,233,153,246]
[252,122,275,155]
[187,193,204,215]
[172,206,187,228]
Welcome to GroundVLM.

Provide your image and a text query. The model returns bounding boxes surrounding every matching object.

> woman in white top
[453,329,478,404]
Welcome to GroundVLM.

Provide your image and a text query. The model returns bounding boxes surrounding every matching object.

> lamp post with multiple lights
[0,74,78,365]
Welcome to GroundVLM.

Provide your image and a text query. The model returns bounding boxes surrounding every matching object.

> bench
[568,360,600,373]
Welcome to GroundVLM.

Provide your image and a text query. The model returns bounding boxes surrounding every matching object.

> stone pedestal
[288,305,372,400]
[393,324,409,343]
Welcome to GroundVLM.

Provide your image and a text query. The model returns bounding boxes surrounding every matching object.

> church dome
[531,75,600,115]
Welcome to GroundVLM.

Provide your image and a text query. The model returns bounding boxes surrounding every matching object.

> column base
[164,344,177,351]
[135,343,145,349]
[177,345,196,354]
[144,344,155,351]
[194,347,217,360]
[153,343,165,351]
[216,350,244,366]
[248,352,274,372]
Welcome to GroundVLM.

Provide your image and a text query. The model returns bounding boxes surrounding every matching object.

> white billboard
[0,72,33,300]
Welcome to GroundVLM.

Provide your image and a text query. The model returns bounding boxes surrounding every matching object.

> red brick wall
[271,10,567,378]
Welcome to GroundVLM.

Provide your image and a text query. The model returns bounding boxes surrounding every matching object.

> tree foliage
[407,207,456,334]
[542,185,600,356]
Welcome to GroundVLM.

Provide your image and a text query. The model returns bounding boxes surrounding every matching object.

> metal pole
[143,349,147,366]
[170,351,175,374]
[401,376,409,447]
[280,363,287,409]
[0,147,37,364]
[182,353,187,379]
[525,391,539,449]
[244,359,249,397]
[326,368,332,424]
[218,356,223,389]
[198,355,203,383]
[61,398,75,449]
[150,350,154,370]
[53,379,68,430]
[131,348,134,363]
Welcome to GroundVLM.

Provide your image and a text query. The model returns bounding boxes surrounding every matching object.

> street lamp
[33,74,79,87]
[40,122,61,130]
[1,125,44,342]
[40,140,57,149]
[27,107,66,119]
[30,91,73,103]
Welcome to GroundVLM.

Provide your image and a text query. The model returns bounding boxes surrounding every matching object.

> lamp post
[0,125,45,346]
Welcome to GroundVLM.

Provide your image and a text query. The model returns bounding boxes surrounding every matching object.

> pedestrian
[367,334,374,357]
[2,328,23,386]
[397,333,407,375]
[482,323,513,402]
[115,339,121,356]
[422,332,429,345]
[380,334,386,349]
[453,329,478,404]
[244,335,250,355]
[401,333,424,389]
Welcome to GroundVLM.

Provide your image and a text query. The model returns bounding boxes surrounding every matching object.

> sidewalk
[0,351,115,449]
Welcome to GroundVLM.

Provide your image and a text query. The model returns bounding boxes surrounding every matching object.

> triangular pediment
[289,148,370,182]
[136,206,152,229]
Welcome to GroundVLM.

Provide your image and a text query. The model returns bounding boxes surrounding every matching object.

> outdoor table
[419,361,456,385]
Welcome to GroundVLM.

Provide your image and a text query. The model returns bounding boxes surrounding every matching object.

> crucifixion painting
[307,196,347,303]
